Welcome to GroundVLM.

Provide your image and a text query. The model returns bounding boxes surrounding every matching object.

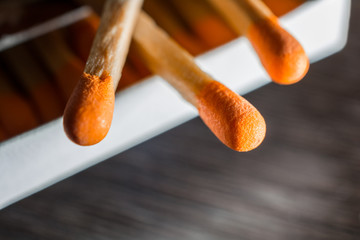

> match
[63,0,143,146]
[207,0,309,84]
[132,12,266,152]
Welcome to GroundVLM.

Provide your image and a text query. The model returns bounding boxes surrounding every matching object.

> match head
[63,73,115,146]
[197,81,266,152]
[247,16,309,85]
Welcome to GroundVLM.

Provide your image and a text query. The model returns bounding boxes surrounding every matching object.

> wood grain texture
[0,2,360,239]
[132,12,211,106]
[84,0,143,86]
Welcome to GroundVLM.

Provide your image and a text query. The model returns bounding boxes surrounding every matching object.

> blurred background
[0,0,359,239]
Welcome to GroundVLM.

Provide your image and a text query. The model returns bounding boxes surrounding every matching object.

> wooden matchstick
[132,13,266,152]
[207,0,309,84]
[63,0,143,146]
[69,11,150,83]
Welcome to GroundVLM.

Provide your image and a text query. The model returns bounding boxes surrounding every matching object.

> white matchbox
[0,0,351,209]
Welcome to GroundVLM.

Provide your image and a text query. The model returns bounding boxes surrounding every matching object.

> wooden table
[1,3,359,239]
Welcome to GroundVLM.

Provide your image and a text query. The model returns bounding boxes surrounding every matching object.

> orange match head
[197,81,266,152]
[63,73,115,146]
[247,16,309,85]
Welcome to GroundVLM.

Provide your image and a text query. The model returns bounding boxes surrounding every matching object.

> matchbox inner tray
[0,0,351,209]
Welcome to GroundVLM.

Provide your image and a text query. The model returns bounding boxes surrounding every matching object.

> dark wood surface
[1,2,360,240]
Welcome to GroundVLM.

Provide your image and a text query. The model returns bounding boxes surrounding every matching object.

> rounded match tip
[197,81,266,152]
[247,17,309,85]
[63,73,115,146]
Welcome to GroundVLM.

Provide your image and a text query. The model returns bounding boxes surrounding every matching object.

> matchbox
[0,0,351,209]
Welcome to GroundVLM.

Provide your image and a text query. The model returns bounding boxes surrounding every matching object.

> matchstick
[63,0,143,146]
[132,13,266,152]
[3,45,64,122]
[69,11,150,82]
[144,0,206,55]
[0,68,39,137]
[207,0,309,84]
[169,0,237,49]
